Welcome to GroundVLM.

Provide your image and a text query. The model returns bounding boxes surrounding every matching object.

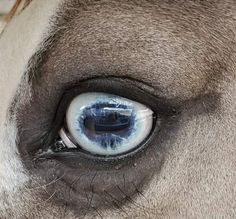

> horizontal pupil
[83,104,133,133]
[84,112,131,133]
[80,103,135,149]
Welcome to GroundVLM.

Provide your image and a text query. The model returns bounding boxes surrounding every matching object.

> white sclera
[66,92,154,156]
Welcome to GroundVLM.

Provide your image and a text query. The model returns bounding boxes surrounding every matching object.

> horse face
[0,1,236,218]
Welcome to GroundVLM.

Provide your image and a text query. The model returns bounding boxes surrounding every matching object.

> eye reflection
[81,102,135,149]
[62,92,154,156]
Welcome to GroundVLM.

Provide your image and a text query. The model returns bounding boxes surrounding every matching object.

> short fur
[0,0,236,218]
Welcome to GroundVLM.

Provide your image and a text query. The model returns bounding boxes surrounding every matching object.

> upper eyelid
[16,75,179,158]
[52,77,179,134]
[49,77,176,143]
[56,76,178,113]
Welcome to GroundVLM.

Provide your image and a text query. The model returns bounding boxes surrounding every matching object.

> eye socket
[58,92,155,156]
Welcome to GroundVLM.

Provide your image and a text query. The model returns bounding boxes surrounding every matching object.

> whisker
[123,173,126,190]
[116,185,145,211]
[116,185,156,213]
[62,202,68,219]
[103,190,128,217]
[92,206,104,219]
[66,173,90,199]
[33,190,57,206]
[88,172,97,208]
[132,182,150,204]
[26,173,65,191]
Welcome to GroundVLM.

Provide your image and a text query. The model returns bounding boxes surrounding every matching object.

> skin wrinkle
[0,0,236,218]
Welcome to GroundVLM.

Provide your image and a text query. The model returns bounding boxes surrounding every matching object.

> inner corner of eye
[54,92,155,157]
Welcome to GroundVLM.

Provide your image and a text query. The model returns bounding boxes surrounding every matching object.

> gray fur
[0,0,236,218]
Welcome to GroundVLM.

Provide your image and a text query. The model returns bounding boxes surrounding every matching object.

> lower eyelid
[7,67,187,218]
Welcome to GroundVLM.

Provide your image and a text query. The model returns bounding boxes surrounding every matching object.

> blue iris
[77,102,136,149]
[66,92,154,155]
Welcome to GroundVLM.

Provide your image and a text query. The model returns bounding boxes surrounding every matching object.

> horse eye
[56,92,155,157]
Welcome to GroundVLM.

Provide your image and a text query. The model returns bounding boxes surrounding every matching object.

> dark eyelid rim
[49,76,178,141]
[53,76,178,125]
[33,76,180,166]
